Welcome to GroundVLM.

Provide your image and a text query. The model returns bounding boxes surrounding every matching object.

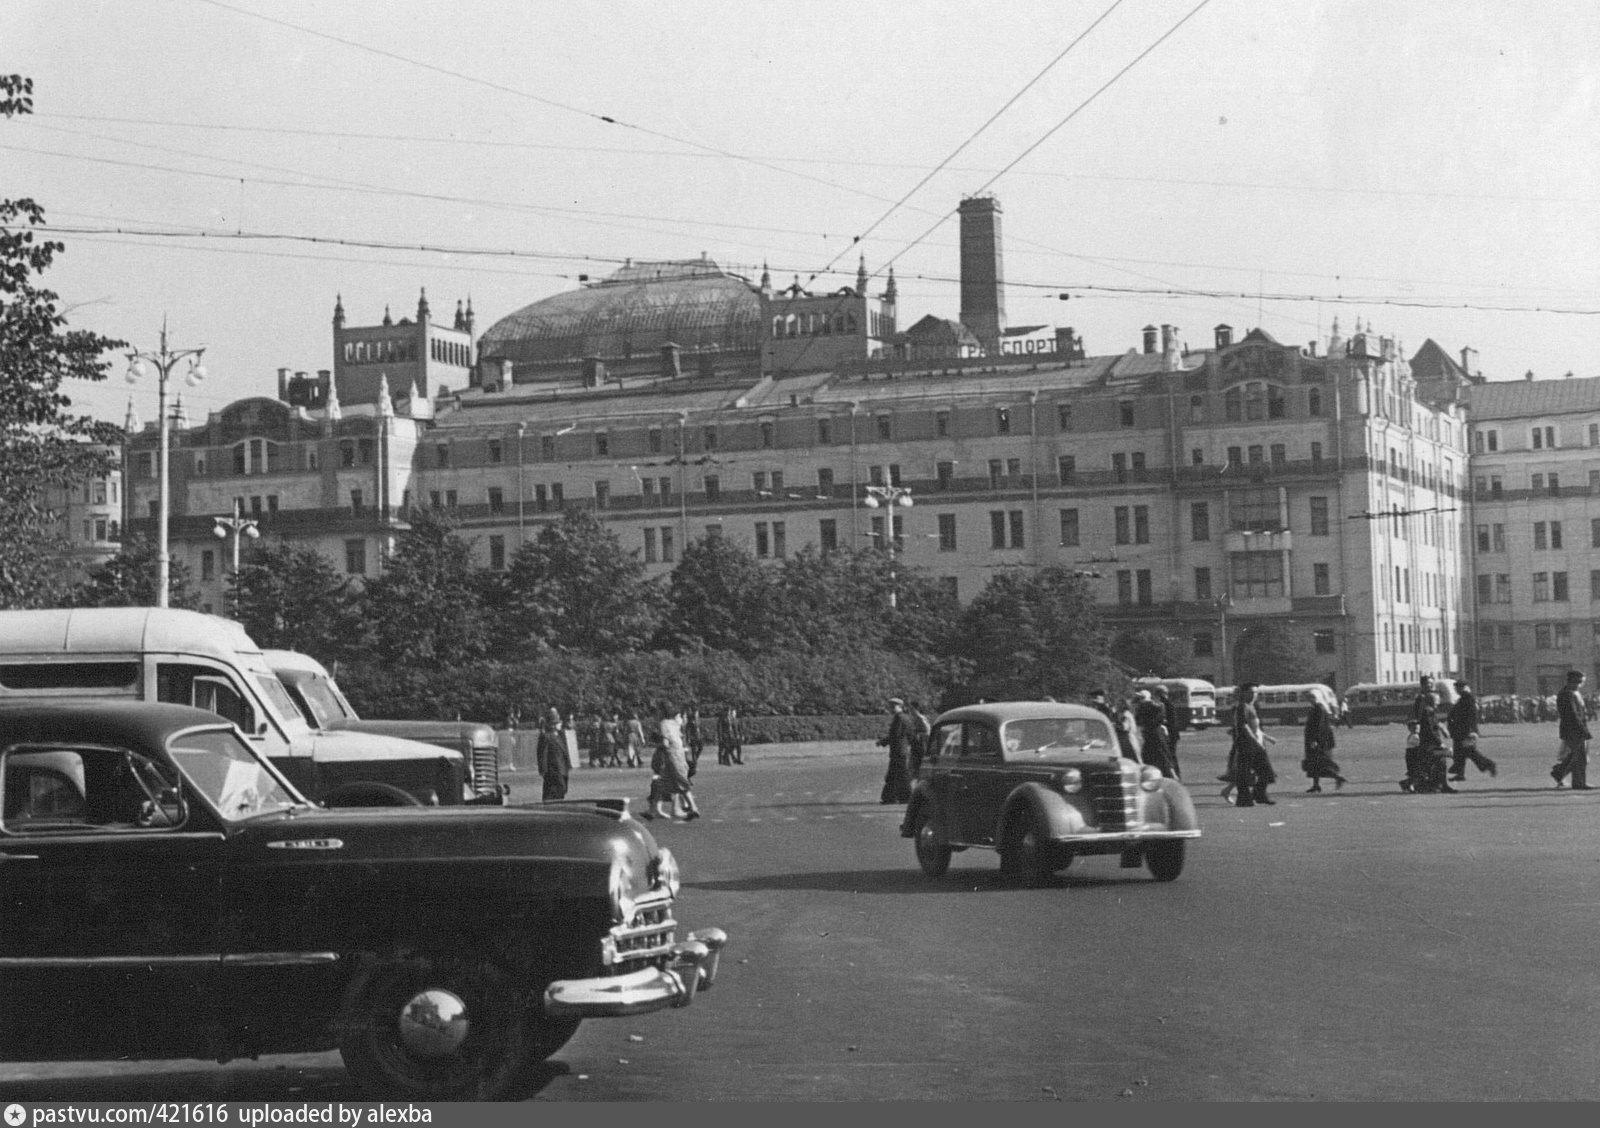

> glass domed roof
[478,258,763,368]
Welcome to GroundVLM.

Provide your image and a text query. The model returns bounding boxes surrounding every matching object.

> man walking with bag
[1447,679,1496,782]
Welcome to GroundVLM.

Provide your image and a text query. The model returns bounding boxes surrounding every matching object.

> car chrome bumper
[1053,828,1201,844]
[543,927,728,1019]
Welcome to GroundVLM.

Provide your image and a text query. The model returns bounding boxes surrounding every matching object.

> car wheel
[1146,840,1186,882]
[339,951,566,1100]
[321,781,424,808]
[913,812,952,878]
[999,812,1055,887]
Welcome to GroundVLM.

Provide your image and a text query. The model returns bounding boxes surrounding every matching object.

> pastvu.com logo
[4,1104,27,1127]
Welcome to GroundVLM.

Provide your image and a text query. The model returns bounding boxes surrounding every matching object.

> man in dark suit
[1552,670,1592,789]
[1447,679,1496,781]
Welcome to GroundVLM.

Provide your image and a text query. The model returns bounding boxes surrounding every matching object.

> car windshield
[286,674,355,727]
[167,728,300,820]
[1001,716,1117,763]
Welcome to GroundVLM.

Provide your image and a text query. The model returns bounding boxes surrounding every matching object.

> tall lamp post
[126,322,207,608]
[862,483,913,608]
[515,422,527,549]
[212,500,260,616]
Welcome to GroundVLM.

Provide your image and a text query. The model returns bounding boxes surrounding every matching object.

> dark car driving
[0,699,727,1100]
[901,701,1201,885]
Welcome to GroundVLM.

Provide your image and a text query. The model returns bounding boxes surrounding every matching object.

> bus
[1342,681,1457,725]
[1215,683,1340,727]
[1132,677,1218,730]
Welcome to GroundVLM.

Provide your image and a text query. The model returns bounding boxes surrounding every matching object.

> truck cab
[0,608,466,807]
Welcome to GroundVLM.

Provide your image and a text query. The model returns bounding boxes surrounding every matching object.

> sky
[10,0,1600,428]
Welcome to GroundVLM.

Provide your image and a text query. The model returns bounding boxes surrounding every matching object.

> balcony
[1223,529,1292,553]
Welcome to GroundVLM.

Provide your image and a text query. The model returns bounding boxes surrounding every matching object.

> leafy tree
[228,540,363,662]
[357,509,489,667]
[1110,627,1190,678]
[769,546,957,665]
[0,75,126,607]
[72,534,201,610]
[955,566,1115,703]
[1231,622,1319,686]
[491,509,664,657]
[655,533,780,658]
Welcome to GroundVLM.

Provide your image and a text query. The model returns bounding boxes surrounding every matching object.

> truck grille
[600,890,678,972]
[1086,764,1138,831]
[470,745,501,797]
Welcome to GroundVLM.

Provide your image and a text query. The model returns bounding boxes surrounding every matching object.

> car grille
[470,744,501,797]
[600,889,679,972]
[1086,764,1139,831]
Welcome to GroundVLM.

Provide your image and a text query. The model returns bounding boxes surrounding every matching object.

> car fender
[904,786,947,843]
[1141,778,1200,832]
[997,781,1088,844]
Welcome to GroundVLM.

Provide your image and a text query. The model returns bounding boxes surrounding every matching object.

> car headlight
[1139,765,1164,791]
[607,855,637,925]
[1058,768,1083,794]
[651,847,681,897]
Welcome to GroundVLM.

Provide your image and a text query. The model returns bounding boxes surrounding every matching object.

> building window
[534,485,548,512]
[1227,446,1243,467]
[446,490,458,509]
[429,490,441,509]
[1225,388,1242,422]
[704,475,720,501]
[1194,567,1212,601]
[488,487,504,515]
[1554,572,1570,601]
[595,432,609,457]
[345,539,366,575]
[661,527,675,563]
[350,489,364,512]
[760,421,775,448]
[773,521,786,559]
[436,444,450,468]
[1495,574,1511,603]
[489,536,506,570]
[1189,395,1205,423]
[996,407,1011,434]
[1057,403,1073,430]
[989,511,1009,549]
[1308,388,1322,416]
[1314,630,1336,654]
[755,522,770,558]
[489,440,505,464]
[1311,441,1323,464]
[643,478,656,504]
[1059,509,1079,547]
[1134,505,1150,544]
[1552,521,1563,549]
[938,513,957,551]
[1190,502,1210,542]
[1535,522,1548,550]
[1309,497,1329,536]
[1114,507,1131,545]
[549,483,562,508]
[1234,488,1280,533]
[1533,572,1550,602]
[595,481,610,509]
[1192,448,1204,466]
[1117,570,1133,605]
[1270,444,1287,464]
[988,459,1003,488]
[1136,569,1152,605]
[875,415,892,440]
[1549,473,1561,495]
[1057,455,1075,481]
[753,471,768,495]
[1008,510,1025,549]
[201,550,215,582]
[1112,453,1127,482]
[1314,562,1330,595]
[1248,445,1264,464]
[1231,551,1285,599]
[703,427,718,451]
[541,435,554,461]
[1118,400,1135,427]
[643,528,658,564]
[649,428,663,454]
[936,462,954,491]
[820,518,838,554]
[936,411,950,437]
[816,418,831,445]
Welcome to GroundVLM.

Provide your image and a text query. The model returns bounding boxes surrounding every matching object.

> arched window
[772,315,785,339]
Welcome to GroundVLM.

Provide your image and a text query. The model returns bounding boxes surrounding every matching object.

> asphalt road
[6,721,1599,1102]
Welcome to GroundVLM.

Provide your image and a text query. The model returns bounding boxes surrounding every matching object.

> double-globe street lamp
[125,322,207,608]
[212,501,260,616]
[861,483,914,608]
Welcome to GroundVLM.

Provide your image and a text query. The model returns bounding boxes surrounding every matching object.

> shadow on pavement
[686,865,1172,895]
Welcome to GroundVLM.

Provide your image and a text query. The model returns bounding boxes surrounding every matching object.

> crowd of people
[503,701,746,819]
[505,670,1596,818]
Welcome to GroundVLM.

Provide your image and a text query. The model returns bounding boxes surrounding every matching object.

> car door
[954,721,1008,846]
[0,740,228,1060]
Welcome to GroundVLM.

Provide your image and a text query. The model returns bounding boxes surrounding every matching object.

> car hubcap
[397,989,470,1058]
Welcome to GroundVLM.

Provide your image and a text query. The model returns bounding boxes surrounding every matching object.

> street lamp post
[126,322,207,608]
[515,422,526,549]
[861,483,913,608]
[212,500,260,616]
